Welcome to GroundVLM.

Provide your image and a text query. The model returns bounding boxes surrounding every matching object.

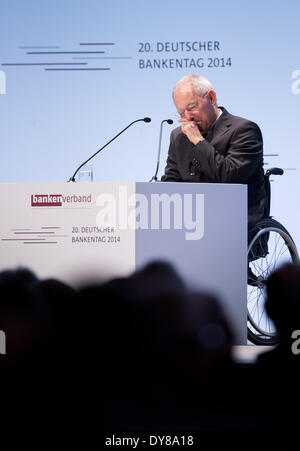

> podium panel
[0,181,247,343]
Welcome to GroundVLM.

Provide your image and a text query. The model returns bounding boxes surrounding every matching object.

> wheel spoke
[247,220,299,344]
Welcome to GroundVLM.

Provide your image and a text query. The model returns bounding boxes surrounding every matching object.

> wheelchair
[247,167,299,345]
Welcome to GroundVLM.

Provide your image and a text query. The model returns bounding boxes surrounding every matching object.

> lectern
[0,181,247,343]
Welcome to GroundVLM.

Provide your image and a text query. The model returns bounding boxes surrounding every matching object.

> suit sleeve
[191,121,263,183]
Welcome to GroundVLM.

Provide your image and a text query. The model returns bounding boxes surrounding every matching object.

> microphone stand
[150,119,173,182]
[68,117,151,182]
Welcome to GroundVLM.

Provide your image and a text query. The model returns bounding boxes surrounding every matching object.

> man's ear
[207,89,217,106]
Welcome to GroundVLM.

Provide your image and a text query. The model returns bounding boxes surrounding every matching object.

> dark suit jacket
[161,107,266,229]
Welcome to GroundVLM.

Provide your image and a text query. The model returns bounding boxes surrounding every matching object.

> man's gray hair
[173,75,213,98]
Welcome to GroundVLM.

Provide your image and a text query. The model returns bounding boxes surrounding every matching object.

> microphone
[150,119,173,182]
[68,117,151,182]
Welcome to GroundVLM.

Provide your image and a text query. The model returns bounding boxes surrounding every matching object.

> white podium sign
[0,181,247,343]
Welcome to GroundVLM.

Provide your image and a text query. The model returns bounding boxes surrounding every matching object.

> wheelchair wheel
[247,218,299,345]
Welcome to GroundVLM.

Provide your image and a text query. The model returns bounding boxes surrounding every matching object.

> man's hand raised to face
[179,118,204,146]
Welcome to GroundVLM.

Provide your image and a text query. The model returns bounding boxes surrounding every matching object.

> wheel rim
[247,226,299,338]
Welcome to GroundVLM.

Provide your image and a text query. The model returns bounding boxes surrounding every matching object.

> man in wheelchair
[162,74,266,231]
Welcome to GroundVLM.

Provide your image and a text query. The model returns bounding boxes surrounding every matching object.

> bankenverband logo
[31,193,92,207]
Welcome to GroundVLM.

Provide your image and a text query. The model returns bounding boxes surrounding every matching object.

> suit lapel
[206,108,233,145]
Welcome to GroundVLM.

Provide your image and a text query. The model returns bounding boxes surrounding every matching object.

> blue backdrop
[1,0,299,247]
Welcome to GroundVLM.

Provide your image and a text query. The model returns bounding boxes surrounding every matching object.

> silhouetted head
[129,260,186,301]
[266,263,300,340]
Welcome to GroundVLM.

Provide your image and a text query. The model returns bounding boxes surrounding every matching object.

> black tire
[247,218,299,345]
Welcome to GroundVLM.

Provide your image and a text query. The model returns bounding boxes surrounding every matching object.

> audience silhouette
[253,262,300,430]
[0,261,300,439]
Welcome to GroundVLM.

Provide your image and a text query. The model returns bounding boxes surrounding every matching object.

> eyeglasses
[175,93,208,119]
